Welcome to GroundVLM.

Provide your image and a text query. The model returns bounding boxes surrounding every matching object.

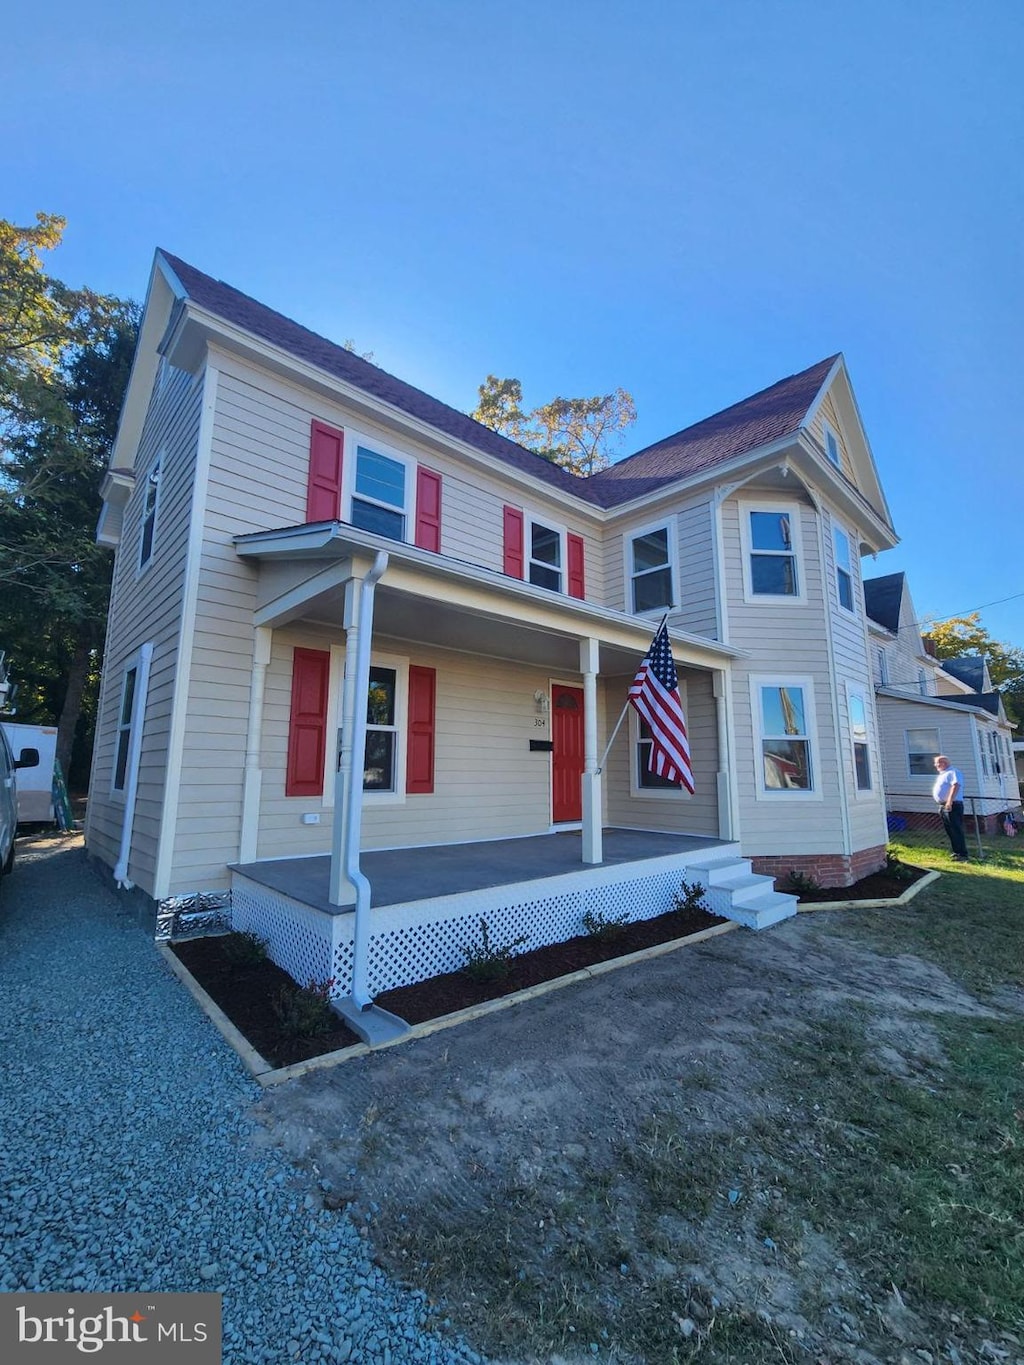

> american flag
[628,621,694,792]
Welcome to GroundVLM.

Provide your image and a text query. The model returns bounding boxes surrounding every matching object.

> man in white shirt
[932,754,969,860]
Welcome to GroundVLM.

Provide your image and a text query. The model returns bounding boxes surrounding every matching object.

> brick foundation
[750,843,887,890]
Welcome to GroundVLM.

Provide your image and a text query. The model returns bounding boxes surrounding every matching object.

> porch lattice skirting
[229,851,751,1001]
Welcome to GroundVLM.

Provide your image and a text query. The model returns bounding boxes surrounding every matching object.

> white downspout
[114,642,154,890]
[343,551,388,1009]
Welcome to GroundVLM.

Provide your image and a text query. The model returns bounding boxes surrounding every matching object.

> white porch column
[329,578,361,906]
[713,669,736,842]
[580,637,603,864]
[239,627,272,864]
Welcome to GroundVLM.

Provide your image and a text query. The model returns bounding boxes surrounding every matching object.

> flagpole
[597,614,670,774]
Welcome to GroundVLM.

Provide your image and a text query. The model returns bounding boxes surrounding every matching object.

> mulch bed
[170,864,929,1069]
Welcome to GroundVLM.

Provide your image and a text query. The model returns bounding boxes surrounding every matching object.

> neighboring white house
[86,251,901,1010]
[864,571,1021,830]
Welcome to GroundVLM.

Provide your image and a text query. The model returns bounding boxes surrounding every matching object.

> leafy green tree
[923,612,1024,730]
[473,376,636,475]
[0,214,138,784]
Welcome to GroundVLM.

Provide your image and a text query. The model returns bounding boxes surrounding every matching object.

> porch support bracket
[580,637,602,865]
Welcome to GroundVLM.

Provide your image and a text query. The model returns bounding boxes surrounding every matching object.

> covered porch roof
[234,520,743,675]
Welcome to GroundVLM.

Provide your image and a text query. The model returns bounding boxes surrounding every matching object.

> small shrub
[786,868,822,897]
[884,848,918,884]
[462,918,530,984]
[271,976,337,1037]
[671,878,710,915]
[582,908,630,941]
[220,930,269,966]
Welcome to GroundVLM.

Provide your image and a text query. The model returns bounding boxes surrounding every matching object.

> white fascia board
[234,521,744,668]
[167,308,606,526]
[792,434,898,550]
[802,358,896,531]
[108,256,185,475]
[800,354,846,432]
[876,687,994,720]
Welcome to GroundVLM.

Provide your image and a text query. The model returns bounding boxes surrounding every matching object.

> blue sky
[6,0,1023,645]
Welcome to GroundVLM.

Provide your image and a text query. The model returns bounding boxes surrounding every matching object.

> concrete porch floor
[232,828,733,916]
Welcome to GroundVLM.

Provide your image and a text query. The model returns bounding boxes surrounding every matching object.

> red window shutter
[286,648,330,797]
[567,533,586,599]
[414,468,443,552]
[406,665,436,794]
[306,420,344,522]
[503,505,524,578]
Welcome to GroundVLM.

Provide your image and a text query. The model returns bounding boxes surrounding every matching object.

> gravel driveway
[0,833,482,1365]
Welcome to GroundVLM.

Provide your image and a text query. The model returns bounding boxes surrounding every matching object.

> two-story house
[864,571,1020,831]
[87,251,899,1020]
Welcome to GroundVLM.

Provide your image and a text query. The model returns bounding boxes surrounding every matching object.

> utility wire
[909,588,1024,634]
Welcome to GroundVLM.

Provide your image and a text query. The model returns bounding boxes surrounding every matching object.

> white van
[1,727,39,889]
[1,722,57,823]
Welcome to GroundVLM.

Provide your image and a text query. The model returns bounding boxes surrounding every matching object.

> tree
[0,214,138,784]
[923,612,1024,729]
[473,376,637,476]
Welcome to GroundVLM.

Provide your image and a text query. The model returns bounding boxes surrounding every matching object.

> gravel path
[0,834,483,1365]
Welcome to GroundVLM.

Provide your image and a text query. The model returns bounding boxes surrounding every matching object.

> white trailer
[1,722,57,824]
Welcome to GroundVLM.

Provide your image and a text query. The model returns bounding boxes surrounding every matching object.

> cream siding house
[88,251,901,1018]
[864,571,1021,830]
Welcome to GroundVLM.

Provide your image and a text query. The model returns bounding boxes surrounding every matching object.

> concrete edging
[795,867,941,913]
[159,918,740,1087]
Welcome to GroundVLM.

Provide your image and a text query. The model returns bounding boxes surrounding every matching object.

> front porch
[227,828,796,1003]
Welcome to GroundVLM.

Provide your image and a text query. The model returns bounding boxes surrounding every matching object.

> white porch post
[713,668,736,841]
[580,637,603,864]
[239,627,272,864]
[329,580,360,906]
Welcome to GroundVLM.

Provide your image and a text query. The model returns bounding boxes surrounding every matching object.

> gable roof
[941,690,1001,717]
[156,252,846,512]
[863,571,906,632]
[940,656,986,692]
[585,355,840,506]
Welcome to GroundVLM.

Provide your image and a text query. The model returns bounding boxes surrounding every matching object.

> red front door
[551,684,585,823]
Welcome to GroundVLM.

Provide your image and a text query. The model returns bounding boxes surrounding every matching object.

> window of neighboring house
[848,689,873,791]
[628,523,674,613]
[988,730,1001,776]
[113,665,138,792]
[822,419,842,468]
[981,734,990,778]
[906,727,940,776]
[753,678,816,794]
[918,668,928,697]
[743,504,802,599]
[876,647,889,687]
[527,517,563,592]
[833,524,855,613]
[351,444,408,541]
[139,458,161,570]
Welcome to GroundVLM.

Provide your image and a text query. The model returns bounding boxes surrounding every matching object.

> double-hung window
[628,523,673,613]
[351,444,408,541]
[113,666,138,793]
[848,688,873,791]
[752,677,817,795]
[742,503,802,600]
[833,524,855,613]
[364,665,400,792]
[906,727,940,776]
[139,457,161,571]
[528,518,563,592]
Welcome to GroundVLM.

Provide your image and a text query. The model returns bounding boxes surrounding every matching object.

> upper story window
[528,518,563,592]
[876,647,889,687]
[752,676,818,797]
[918,668,928,697]
[628,523,674,613]
[833,524,855,613]
[351,445,409,541]
[740,502,804,602]
[822,418,842,468]
[138,457,161,571]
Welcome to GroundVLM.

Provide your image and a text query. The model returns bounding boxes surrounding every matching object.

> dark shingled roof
[863,572,906,632]
[158,251,837,512]
[941,691,1001,716]
[940,656,986,692]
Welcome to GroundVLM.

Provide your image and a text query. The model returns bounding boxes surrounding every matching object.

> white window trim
[845,682,874,797]
[905,726,941,781]
[627,683,692,800]
[110,652,143,800]
[623,517,677,616]
[822,417,842,468]
[362,651,409,805]
[738,499,807,606]
[876,647,889,687]
[749,673,821,801]
[833,521,857,617]
[136,453,162,577]
[525,512,567,595]
[341,428,414,543]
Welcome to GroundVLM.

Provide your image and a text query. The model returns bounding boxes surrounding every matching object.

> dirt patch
[250,909,1018,1364]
